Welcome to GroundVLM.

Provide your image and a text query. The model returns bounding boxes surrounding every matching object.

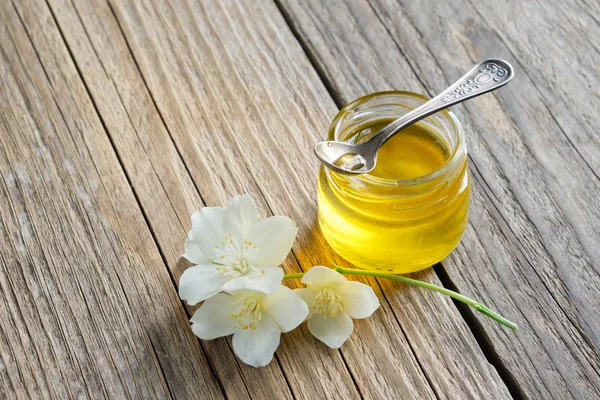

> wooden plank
[276,0,600,398]
[94,0,511,398]
[0,1,224,398]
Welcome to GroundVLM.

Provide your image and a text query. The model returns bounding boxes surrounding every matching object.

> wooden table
[1,0,598,398]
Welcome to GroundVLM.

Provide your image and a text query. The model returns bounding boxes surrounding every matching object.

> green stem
[283,265,517,331]
[283,272,305,280]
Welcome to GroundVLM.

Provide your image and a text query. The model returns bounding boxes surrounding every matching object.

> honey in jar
[318,91,470,274]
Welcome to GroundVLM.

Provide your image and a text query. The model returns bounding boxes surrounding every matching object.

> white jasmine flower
[180,195,298,304]
[191,286,308,367]
[295,266,380,349]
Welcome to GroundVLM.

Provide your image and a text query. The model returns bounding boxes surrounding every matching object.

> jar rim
[328,90,465,187]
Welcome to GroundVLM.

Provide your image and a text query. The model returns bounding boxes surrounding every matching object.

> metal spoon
[314,59,514,174]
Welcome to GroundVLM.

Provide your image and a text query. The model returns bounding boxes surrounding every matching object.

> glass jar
[317,91,470,274]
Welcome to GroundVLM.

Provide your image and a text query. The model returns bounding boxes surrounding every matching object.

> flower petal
[294,288,317,319]
[221,266,283,294]
[190,293,237,340]
[232,315,281,367]
[334,281,380,319]
[262,286,308,332]
[190,207,226,238]
[179,264,231,305]
[307,312,354,349]
[183,239,210,264]
[189,207,228,260]
[225,194,259,239]
[244,216,298,266]
[301,266,346,288]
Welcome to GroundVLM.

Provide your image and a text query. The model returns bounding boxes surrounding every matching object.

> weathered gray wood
[0,0,223,398]
[7,0,594,397]
[276,0,600,398]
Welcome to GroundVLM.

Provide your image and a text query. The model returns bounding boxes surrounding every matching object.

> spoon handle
[370,59,514,149]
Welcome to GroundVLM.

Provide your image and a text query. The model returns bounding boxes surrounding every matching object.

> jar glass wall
[317,91,470,274]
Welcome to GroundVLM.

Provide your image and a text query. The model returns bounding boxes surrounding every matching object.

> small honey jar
[318,91,470,273]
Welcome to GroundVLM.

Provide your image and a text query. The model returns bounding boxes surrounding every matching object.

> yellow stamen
[313,287,343,319]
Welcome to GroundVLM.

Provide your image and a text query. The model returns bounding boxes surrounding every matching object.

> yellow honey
[318,92,470,273]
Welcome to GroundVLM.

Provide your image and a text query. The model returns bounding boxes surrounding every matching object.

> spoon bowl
[314,141,376,174]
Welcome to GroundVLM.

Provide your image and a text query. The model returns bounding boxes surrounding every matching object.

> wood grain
[276,0,600,398]
[0,0,223,398]
[3,0,595,397]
